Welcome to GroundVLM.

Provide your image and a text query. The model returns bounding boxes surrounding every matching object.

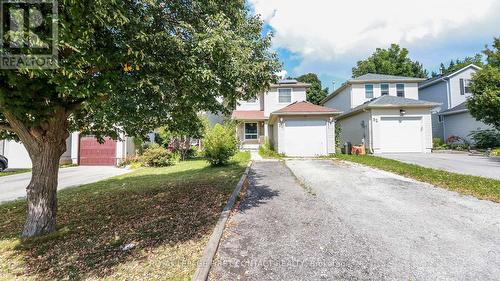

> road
[0,166,130,203]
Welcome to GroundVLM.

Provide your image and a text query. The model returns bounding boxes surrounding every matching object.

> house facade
[0,133,136,169]
[418,64,492,143]
[231,80,340,156]
[321,74,438,153]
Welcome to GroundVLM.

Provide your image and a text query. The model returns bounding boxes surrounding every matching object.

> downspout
[368,109,374,154]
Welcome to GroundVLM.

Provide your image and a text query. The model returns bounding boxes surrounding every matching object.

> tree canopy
[0,0,279,237]
[431,54,484,77]
[295,73,328,105]
[352,44,428,78]
[468,38,500,130]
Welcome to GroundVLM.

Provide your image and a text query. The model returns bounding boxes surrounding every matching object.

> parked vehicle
[0,155,8,172]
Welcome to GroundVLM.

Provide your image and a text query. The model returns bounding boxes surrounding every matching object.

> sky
[248,0,500,89]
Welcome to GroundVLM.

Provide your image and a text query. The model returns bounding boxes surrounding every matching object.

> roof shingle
[273,101,340,114]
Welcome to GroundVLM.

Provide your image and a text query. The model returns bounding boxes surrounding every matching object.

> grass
[258,141,284,159]
[334,154,500,202]
[0,152,250,280]
[0,169,31,177]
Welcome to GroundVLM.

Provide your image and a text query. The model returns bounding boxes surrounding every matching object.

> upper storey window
[278,88,292,103]
[365,84,374,98]
[381,84,389,95]
[396,83,405,97]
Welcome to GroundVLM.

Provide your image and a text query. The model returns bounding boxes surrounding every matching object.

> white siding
[448,68,477,108]
[235,93,264,111]
[443,112,493,143]
[323,86,351,112]
[2,140,32,169]
[338,111,370,149]
[350,82,420,108]
[264,87,307,117]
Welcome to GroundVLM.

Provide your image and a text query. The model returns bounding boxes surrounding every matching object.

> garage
[379,116,423,153]
[79,136,117,166]
[269,101,340,157]
[284,120,328,156]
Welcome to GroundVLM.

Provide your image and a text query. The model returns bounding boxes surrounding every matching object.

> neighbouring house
[321,74,438,153]
[418,64,493,143]
[231,79,341,156]
[0,132,136,169]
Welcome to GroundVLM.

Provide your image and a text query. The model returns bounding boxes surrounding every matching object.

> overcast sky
[248,0,500,88]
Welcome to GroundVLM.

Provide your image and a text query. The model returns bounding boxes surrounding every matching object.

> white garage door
[284,120,327,156]
[379,117,423,153]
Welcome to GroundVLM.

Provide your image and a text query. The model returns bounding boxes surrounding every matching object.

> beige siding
[324,86,351,112]
[351,82,420,108]
[338,111,370,149]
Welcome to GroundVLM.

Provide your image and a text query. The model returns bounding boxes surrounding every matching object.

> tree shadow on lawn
[0,162,249,279]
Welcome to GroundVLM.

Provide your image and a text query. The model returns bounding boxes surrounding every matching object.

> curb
[191,161,252,281]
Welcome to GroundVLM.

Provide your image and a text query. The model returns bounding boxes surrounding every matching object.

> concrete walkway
[210,160,500,280]
[380,153,500,180]
[0,166,130,203]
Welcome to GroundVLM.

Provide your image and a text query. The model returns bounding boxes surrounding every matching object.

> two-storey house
[321,74,438,153]
[231,79,340,156]
[418,64,492,143]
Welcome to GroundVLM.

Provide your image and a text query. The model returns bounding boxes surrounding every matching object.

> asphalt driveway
[210,160,500,280]
[0,166,130,203]
[380,153,500,180]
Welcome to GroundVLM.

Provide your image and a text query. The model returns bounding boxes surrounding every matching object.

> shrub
[259,139,284,158]
[203,123,238,166]
[491,148,500,156]
[139,144,180,167]
[469,129,500,149]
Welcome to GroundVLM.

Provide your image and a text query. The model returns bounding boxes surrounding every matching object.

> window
[396,83,405,97]
[244,123,258,140]
[438,115,443,123]
[460,79,471,95]
[381,84,389,95]
[278,88,292,103]
[365,84,374,98]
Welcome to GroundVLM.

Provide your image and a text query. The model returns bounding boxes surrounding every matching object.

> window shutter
[459,79,464,95]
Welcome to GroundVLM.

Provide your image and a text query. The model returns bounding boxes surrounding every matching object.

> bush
[491,148,500,156]
[469,129,500,149]
[139,144,180,167]
[203,123,238,166]
[259,139,284,158]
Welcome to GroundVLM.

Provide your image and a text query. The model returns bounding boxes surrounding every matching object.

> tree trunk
[21,143,65,237]
[3,110,69,238]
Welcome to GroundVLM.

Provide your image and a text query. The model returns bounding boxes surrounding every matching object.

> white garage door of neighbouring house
[379,117,423,153]
[284,120,327,157]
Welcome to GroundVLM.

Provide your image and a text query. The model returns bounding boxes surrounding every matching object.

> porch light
[329,116,334,123]
[400,109,406,116]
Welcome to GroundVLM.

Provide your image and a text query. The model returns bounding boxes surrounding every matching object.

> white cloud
[250,0,499,77]
[276,69,288,79]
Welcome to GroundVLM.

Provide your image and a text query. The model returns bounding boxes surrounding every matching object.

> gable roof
[439,101,468,116]
[419,64,482,89]
[351,73,426,82]
[272,101,340,114]
[321,73,426,104]
[337,95,440,119]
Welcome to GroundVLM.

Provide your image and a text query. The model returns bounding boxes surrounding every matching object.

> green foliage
[334,154,500,202]
[295,73,328,105]
[352,44,428,78]
[335,123,342,153]
[0,0,280,141]
[431,54,483,77]
[432,138,449,150]
[469,129,500,149]
[258,139,284,158]
[491,148,500,156]
[139,144,179,167]
[468,38,500,130]
[203,123,238,166]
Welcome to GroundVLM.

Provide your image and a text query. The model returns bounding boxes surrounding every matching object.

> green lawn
[0,169,31,177]
[0,152,250,280]
[334,154,500,202]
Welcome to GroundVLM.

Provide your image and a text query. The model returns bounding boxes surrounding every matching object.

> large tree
[295,73,328,105]
[0,0,279,237]
[468,38,500,130]
[352,44,427,78]
[431,54,484,77]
